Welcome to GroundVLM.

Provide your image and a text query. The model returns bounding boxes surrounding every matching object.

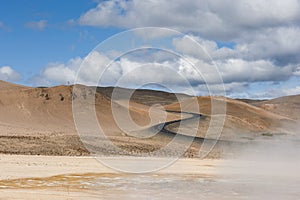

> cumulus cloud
[0,66,21,82]
[293,66,300,76]
[77,0,300,69]
[78,0,300,40]
[26,21,299,98]
[31,52,115,86]
[209,0,300,28]
[78,0,300,65]
[34,0,300,98]
[25,20,47,31]
[237,27,300,65]
[78,0,227,38]
[173,31,300,65]
[216,59,296,83]
[172,35,299,83]
[172,57,297,85]
[31,57,82,86]
[172,35,238,62]
[31,50,202,88]
[133,28,180,40]
[31,45,299,98]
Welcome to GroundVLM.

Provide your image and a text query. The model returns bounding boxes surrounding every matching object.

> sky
[0,0,300,99]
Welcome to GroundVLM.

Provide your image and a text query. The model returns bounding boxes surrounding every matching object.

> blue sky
[0,0,122,81]
[0,0,300,99]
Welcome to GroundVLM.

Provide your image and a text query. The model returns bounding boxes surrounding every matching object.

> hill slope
[0,80,298,156]
[253,95,300,121]
[0,81,182,156]
[165,96,296,141]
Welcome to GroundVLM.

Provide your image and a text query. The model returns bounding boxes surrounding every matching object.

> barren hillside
[0,80,298,157]
[165,96,296,141]
[0,81,181,156]
[253,95,300,121]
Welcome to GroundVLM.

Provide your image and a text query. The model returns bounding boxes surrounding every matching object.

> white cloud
[76,0,300,86]
[133,28,180,40]
[25,20,47,31]
[293,66,300,76]
[209,0,300,28]
[172,30,300,69]
[32,47,299,97]
[172,57,296,85]
[31,50,198,88]
[79,0,226,38]
[76,0,300,74]
[171,35,299,84]
[216,59,295,83]
[32,52,116,86]
[78,0,300,40]
[0,66,21,82]
[27,0,299,98]
[172,35,222,61]
[42,60,80,84]
[32,57,81,86]
[237,27,300,64]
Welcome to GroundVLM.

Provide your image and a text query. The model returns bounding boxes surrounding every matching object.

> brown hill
[96,86,190,106]
[0,80,29,90]
[253,95,300,121]
[0,80,298,157]
[0,81,181,156]
[165,96,296,141]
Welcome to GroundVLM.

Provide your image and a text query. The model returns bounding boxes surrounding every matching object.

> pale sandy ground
[0,155,299,199]
[0,155,220,200]
[0,155,219,180]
